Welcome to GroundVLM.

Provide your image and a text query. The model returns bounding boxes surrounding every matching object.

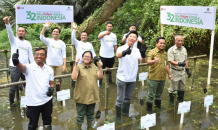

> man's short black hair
[128,30,138,38]
[81,31,88,36]
[52,27,61,33]
[106,21,113,26]
[17,27,27,32]
[34,47,47,56]
[130,24,136,28]
[156,37,165,43]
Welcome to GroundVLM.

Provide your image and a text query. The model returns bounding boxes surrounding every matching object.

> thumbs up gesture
[154,55,159,63]
[12,49,20,66]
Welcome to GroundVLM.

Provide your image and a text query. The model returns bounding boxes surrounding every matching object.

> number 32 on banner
[167,12,174,22]
[26,11,36,20]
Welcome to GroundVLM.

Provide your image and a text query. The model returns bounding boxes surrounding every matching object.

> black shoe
[146,102,153,113]
[177,91,185,102]
[122,102,130,117]
[115,105,122,123]
[56,84,60,92]
[169,93,175,106]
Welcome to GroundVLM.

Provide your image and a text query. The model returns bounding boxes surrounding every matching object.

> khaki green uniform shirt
[167,45,187,80]
[147,47,169,81]
[74,63,100,105]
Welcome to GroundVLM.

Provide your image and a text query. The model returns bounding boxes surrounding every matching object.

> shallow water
[0,52,218,130]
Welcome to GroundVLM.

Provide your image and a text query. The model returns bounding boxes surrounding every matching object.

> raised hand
[44,21,51,28]
[72,22,77,30]
[154,55,159,63]
[3,16,11,25]
[75,57,80,64]
[98,60,103,68]
[122,46,132,57]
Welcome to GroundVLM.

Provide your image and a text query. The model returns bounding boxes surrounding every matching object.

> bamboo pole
[191,58,197,88]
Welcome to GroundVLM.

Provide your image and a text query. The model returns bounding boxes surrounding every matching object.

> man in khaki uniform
[168,35,191,106]
[146,37,172,112]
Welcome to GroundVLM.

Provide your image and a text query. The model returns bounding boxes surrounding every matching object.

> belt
[171,68,184,71]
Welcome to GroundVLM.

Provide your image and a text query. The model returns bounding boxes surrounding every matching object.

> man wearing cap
[168,35,191,106]
[121,24,144,48]
[3,16,34,107]
[115,30,146,120]
[146,37,172,112]
[12,47,54,130]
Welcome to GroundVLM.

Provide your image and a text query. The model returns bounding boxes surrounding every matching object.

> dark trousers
[26,99,53,130]
[76,103,96,124]
[100,56,115,74]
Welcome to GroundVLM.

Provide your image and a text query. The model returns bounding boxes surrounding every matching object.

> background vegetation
[0,0,218,55]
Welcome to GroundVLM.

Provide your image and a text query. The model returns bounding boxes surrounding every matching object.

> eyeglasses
[83,56,91,59]
[34,53,45,56]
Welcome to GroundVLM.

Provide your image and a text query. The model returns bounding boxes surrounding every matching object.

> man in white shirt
[3,16,34,107]
[115,31,146,121]
[12,47,54,130]
[40,21,66,92]
[121,24,145,48]
[98,21,117,86]
[71,22,98,65]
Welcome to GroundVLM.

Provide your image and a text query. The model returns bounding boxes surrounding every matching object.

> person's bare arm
[62,58,66,72]
[121,37,126,44]
[71,58,79,80]
[185,60,188,68]
[98,31,110,39]
[139,57,146,63]
[16,62,27,73]
[169,61,178,66]
[49,81,55,88]
[97,60,103,79]
[114,45,117,53]
[166,65,172,80]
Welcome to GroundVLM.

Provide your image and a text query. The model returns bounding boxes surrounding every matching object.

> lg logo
[17,6,24,10]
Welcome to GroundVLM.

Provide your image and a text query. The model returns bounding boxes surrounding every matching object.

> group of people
[3,15,191,130]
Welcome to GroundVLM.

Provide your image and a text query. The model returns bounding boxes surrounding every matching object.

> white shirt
[6,24,34,67]
[40,35,66,66]
[123,33,142,48]
[99,31,117,58]
[116,44,141,82]
[24,62,54,106]
[71,30,96,64]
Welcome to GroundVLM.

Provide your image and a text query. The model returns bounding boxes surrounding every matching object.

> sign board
[161,6,216,30]
[20,96,26,108]
[141,113,156,129]
[97,122,115,130]
[178,101,191,114]
[57,89,71,102]
[139,72,148,81]
[16,5,74,24]
[204,95,213,107]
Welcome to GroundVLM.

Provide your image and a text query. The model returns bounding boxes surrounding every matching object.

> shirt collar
[33,61,46,69]
[174,45,181,50]
[82,62,92,69]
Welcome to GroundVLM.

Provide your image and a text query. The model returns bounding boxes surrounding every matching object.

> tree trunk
[76,0,124,35]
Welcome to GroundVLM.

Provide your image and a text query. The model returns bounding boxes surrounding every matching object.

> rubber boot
[154,100,162,109]
[56,84,60,92]
[169,93,175,106]
[146,102,153,113]
[115,105,122,123]
[122,102,130,117]
[99,79,103,87]
[9,92,16,107]
[177,91,185,102]
[87,120,94,130]
[109,73,114,84]
[77,123,82,130]
[43,125,52,130]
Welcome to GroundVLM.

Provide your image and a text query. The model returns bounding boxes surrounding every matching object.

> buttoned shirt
[147,47,169,81]
[74,63,100,105]
[168,45,187,80]
[24,62,54,106]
